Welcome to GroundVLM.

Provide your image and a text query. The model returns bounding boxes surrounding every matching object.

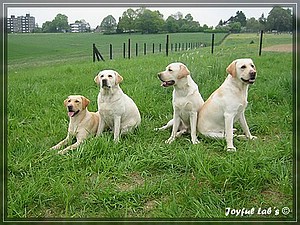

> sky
[7,6,275,29]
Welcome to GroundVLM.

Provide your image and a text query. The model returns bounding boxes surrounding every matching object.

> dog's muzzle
[241,71,256,84]
[67,105,79,117]
[102,79,111,88]
[158,73,175,87]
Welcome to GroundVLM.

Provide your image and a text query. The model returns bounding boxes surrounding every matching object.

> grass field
[7,32,228,68]
[6,32,294,220]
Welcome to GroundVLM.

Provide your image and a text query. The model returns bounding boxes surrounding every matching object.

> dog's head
[157,62,190,87]
[226,58,257,85]
[94,70,123,89]
[64,95,90,117]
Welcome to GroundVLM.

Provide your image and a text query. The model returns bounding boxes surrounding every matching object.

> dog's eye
[108,75,113,78]
[100,75,104,78]
[68,100,71,102]
[241,65,246,69]
[168,68,172,72]
[251,64,255,68]
[75,100,79,103]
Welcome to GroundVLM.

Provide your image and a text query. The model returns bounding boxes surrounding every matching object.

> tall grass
[6,33,294,220]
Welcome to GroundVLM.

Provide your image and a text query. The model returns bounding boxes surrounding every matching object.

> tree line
[35,6,293,34]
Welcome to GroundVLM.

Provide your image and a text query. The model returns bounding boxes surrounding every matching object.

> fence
[92,32,268,62]
[93,33,224,62]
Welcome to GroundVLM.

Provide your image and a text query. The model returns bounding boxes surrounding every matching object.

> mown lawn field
[6,32,294,221]
[7,32,228,68]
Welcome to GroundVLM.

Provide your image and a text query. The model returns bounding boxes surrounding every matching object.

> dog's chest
[173,96,194,122]
[173,95,193,111]
[99,100,125,126]
[99,102,117,117]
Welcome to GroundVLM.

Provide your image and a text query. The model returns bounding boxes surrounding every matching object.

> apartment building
[70,21,90,33]
[7,14,35,33]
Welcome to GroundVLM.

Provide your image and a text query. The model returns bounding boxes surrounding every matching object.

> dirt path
[262,44,292,52]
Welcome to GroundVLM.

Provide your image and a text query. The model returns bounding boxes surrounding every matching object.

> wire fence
[93,33,232,62]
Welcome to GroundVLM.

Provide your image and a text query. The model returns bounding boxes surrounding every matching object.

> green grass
[7,32,228,67]
[6,33,294,220]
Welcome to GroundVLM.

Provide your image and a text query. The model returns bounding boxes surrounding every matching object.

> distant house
[7,14,35,33]
[70,21,90,33]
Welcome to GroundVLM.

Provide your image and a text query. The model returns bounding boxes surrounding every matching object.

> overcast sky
[7,7,275,29]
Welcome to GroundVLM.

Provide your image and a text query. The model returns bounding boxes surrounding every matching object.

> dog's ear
[226,60,237,77]
[94,75,100,85]
[115,72,123,85]
[81,96,90,109]
[178,64,190,79]
[64,97,69,107]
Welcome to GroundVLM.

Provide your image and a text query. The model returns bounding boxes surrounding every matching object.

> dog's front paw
[165,137,175,144]
[57,149,68,155]
[227,146,237,152]
[192,138,200,144]
[250,135,257,140]
[237,134,257,140]
[50,145,60,150]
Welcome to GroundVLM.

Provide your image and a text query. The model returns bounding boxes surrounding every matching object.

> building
[7,14,35,33]
[70,20,90,33]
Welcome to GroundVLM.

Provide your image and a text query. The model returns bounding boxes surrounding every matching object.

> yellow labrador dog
[156,62,204,144]
[94,70,141,142]
[51,95,100,154]
[197,58,257,151]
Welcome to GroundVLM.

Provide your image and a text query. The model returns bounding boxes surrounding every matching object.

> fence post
[259,30,263,56]
[144,43,146,55]
[128,38,131,59]
[93,43,104,62]
[211,33,215,54]
[166,34,169,56]
[153,43,155,53]
[136,43,138,57]
[93,43,96,62]
[123,43,126,58]
[109,44,113,60]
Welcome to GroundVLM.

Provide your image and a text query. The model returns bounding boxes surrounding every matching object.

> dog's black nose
[249,71,256,79]
[102,79,108,85]
[67,105,73,111]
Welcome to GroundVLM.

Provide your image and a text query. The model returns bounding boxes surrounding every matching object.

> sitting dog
[51,95,100,154]
[156,62,204,144]
[94,70,141,142]
[197,58,257,151]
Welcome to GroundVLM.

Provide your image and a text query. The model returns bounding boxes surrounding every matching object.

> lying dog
[94,70,141,142]
[197,58,257,151]
[156,62,204,144]
[51,95,100,154]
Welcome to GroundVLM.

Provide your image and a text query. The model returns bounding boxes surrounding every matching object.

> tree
[42,14,69,33]
[226,11,246,27]
[171,11,183,20]
[165,16,179,33]
[52,14,69,32]
[246,17,263,32]
[100,15,117,33]
[258,13,267,30]
[229,22,242,33]
[135,9,165,34]
[117,8,138,33]
[42,21,56,33]
[266,6,293,32]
